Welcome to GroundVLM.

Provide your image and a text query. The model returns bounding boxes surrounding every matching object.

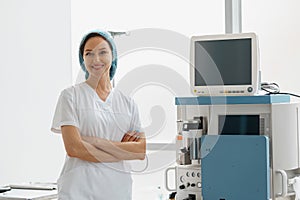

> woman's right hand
[121,131,142,142]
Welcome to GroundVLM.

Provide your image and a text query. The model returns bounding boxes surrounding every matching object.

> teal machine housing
[201,135,269,200]
[173,94,300,200]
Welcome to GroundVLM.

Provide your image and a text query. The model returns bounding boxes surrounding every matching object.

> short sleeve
[51,88,79,133]
[130,100,143,133]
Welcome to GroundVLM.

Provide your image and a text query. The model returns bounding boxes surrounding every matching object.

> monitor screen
[190,33,259,96]
[195,39,252,86]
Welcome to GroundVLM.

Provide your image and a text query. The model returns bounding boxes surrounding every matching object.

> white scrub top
[51,82,142,200]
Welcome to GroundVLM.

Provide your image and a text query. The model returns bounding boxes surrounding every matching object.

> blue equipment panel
[175,94,290,105]
[201,135,270,200]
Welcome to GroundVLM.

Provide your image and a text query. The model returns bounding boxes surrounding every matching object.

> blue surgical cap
[79,30,117,80]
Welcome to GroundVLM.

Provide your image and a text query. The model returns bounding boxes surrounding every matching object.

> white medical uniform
[51,82,142,200]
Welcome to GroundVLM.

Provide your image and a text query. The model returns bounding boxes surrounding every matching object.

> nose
[94,54,101,62]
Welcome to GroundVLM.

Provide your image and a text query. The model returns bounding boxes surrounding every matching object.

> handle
[276,169,288,197]
[165,167,176,191]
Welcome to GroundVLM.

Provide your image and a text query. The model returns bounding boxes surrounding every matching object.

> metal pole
[108,31,129,87]
[225,0,242,34]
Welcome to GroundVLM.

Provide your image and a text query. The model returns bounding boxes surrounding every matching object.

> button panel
[176,166,201,192]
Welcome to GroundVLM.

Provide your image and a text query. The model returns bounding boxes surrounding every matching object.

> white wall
[0,0,71,185]
[242,0,300,95]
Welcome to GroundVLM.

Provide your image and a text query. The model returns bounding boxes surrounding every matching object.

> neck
[85,75,112,93]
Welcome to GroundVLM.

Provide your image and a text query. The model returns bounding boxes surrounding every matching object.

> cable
[130,153,149,173]
[260,82,280,93]
[265,91,300,98]
[260,82,300,98]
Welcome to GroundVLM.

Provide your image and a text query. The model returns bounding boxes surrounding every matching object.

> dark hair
[79,33,113,58]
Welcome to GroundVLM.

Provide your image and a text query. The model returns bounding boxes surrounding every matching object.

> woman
[51,30,146,199]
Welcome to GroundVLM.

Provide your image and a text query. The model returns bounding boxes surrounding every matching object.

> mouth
[92,64,105,70]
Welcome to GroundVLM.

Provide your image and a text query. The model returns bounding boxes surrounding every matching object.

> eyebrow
[84,47,107,52]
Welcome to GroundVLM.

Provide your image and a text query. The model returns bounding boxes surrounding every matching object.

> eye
[85,52,94,56]
[99,51,108,55]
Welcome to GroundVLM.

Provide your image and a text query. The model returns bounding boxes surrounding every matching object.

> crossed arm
[61,125,146,163]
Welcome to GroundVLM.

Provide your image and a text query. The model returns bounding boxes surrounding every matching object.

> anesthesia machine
[165,33,300,200]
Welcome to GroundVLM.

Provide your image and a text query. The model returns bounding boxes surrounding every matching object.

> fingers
[121,133,130,142]
[121,131,141,142]
[124,132,137,142]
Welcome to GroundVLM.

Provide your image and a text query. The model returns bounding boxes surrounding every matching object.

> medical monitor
[190,33,260,96]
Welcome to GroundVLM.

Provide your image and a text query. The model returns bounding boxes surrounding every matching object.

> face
[83,36,113,79]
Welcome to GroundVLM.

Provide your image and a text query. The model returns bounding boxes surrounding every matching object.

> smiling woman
[51,30,146,200]
[83,36,113,98]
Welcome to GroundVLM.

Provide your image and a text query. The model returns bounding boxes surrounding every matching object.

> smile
[92,65,104,70]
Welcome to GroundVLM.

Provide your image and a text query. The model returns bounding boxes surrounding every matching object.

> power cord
[260,82,300,98]
[130,153,149,173]
[260,82,280,93]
